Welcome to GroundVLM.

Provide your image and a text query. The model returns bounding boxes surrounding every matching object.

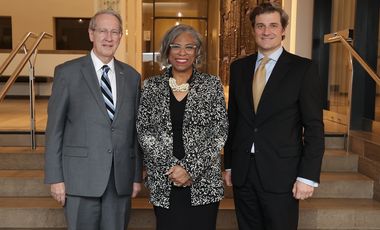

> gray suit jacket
[44,54,142,197]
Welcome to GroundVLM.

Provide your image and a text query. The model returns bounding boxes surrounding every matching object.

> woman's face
[168,32,197,76]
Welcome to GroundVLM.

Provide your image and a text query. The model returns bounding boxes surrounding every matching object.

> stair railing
[0,32,53,149]
[0,32,38,75]
[324,29,380,151]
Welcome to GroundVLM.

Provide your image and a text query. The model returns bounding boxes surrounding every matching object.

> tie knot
[102,65,110,74]
[261,56,270,66]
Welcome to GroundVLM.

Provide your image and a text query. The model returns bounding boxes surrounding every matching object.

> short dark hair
[249,2,289,29]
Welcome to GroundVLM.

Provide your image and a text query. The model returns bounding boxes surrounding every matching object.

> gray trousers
[64,168,132,230]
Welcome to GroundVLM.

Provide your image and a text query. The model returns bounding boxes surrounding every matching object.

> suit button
[254,128,258,132]
[108,149,112,154]
[111,128,115,132]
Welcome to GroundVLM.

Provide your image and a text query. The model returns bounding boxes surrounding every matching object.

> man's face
[253,11,285,55]
[88,14,122,63]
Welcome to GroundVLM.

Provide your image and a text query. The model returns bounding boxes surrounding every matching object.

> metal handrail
[324,29,380,151]
[0,32,52,102]
[0,32,38,75]
[0,31,52,149]
[324,29,380,86]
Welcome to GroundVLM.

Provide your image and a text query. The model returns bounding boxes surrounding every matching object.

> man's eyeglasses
[169,44,197,54]
[92,28,121,38]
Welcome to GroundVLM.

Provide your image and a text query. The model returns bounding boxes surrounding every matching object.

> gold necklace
[169,78,189,92]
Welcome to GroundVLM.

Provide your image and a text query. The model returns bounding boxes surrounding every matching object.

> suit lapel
[113,60,126,122]
[80,55,110,121]
[239,54,257,123]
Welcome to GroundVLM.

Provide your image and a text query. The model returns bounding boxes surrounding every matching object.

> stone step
[0,170,50,196]
[325,133,346,150]
[0,147,45,170]
[322,149,358,172]
[0,148,357,172]
[0,197,379,229]
[222,172,373,199]
[0,132,346,149]
[0,170,373,199]
[0,134,45,147]
[314,172,373,199]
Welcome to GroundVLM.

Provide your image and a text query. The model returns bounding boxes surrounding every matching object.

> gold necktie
[252,56,270,112]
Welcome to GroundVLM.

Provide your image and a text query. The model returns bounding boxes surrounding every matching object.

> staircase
[0,106,380,229]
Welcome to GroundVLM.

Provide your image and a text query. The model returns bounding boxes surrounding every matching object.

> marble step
[0,147,45,170]
[322,149,358,172]
[0,197,379,229]
[0,170,373,199]
[0,132,346,149]
[0,147,357,173]
[0,134,45,147]
[220,171,374,199]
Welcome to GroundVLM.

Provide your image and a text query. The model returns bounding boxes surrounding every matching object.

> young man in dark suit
[224,3,324,230]
[44,9,142,230]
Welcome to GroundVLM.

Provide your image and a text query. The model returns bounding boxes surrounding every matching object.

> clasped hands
[166,165,192,187]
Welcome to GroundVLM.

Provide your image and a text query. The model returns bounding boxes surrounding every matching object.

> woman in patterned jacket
[137,24,228,230]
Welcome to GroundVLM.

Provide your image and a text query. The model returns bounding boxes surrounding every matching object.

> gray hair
[88,9,123,32]
[159,24,203,67]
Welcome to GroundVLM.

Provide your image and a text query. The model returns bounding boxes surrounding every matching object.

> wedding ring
[173,182,180,187]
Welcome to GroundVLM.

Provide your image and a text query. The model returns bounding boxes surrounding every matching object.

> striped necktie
[100,65,115,121]
[252,56,270,112]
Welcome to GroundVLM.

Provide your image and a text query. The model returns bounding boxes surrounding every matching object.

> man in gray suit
[44,9,142,230]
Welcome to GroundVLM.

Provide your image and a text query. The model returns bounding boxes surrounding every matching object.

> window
[0,16,12,49]
[55,18,92,50]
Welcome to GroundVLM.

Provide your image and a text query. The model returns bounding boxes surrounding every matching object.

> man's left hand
[132,182,142,198]
[292,180,314,200]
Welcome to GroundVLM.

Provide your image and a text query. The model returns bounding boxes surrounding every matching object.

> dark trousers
[64,167,131,230]
[154,186,220,230]
[233,155,299,230]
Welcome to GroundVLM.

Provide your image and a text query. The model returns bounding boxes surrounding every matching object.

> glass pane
[328,42,351,116]
[0,16,12,49]
[375,10,380,121]
[154,0,207,18]
[326,0,356,125]
[55,18,92,51]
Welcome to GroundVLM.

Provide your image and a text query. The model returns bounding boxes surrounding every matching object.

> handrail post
[28,49,38,149]
[0,31,52,149]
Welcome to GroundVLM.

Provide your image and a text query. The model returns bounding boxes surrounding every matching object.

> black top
[169,89,187,160]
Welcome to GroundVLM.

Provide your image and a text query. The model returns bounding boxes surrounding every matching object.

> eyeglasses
[169,43,197,54]
[92,28,121,38]
[254,23,281,31]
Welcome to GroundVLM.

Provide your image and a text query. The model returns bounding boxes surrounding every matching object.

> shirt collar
[257,46,283,62]
[90,50,115,73]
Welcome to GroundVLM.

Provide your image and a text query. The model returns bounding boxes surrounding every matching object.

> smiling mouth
[175,59,188,63]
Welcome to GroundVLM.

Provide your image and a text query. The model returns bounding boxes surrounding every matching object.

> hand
[50,182,66,206]
[224,170,233,186]
[165,165,191,187]
[292,180,314,200]
[132,182,142,198]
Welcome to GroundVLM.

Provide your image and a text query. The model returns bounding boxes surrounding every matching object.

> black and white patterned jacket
[137,68,228,208]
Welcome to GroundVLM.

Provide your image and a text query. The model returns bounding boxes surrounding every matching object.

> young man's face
[253,11,285,55]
